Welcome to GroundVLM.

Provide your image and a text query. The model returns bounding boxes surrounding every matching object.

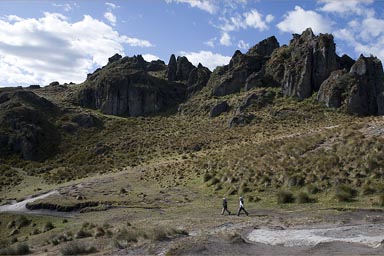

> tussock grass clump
[60,241,97,255]
[334,184,357,202]
[305,184,320,194]
[42,221,54,232]
[148,227,188,241]
[276,190,294,204]
[296,191,313,204]
[378,194,384,207]
[114,228,142,248]
[361,184,376,196]
[0,243,30,255]
[15,216,31,229]
[75,229,93,239]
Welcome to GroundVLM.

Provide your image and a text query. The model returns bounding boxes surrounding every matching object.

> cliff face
[210,36,280,96]
[76,54,207,117]
[318,55,384,116]
[265,28,339,100]
[76,28,384,117]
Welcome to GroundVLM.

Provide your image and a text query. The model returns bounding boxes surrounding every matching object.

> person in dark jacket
[237,196,249,216]
[221,197,231,215]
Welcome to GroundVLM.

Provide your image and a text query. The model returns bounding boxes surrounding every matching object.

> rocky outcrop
[317,55,384,116]
[210,36,280,96]
[237,89,275,113]
[265,28,339,100]
[0,89,60,161]
[210,101,229,118]
[147,60,166,72]
[176,56,195,81]
[167,54,177,81]
[108,53,122,64]
[77,54,203,117]
[187,63,211,95]
[337,54,355,71]
[247,36,279,57]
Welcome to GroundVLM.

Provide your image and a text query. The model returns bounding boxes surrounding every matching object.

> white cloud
[244,9,269,31]
[52,3,73,12]
[204,37,216,47]
[220,32,232,46]
[165,0,217,14]
[334,16,384,62]
[266,14,274,23]
[104,12,117,26]
[237,40,249,50]
[277,6,332,34]
[106,2,119,9]
[318,0,374,16]
[180,50,231,70]
[218,9,273,32]
[142,54,160,62]
[0,12,153,86]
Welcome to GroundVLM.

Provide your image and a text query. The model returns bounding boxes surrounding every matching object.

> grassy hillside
[1,84,384,255]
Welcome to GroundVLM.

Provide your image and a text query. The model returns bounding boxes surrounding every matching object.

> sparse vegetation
[60,241,97,255]
[0,243,30,255]
[276,190,295,204]
[334,184,357,202]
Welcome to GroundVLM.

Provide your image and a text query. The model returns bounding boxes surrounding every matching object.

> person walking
[221,197,231,215]
[237,196,249,216]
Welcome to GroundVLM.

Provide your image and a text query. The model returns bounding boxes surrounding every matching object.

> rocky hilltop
[76,53,210,116]
[74,28,384,117]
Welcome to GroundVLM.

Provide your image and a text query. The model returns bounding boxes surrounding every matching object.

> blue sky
[0,0,383,86]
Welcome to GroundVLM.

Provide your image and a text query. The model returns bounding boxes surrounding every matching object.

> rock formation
[318,55,384,116]
[265,28,339,100]
[77,54,209,117]
[0,89,60,161]
[210,36,280,96]
[210,101,229,118]
[167,54,177,81]
[187,63,211,95]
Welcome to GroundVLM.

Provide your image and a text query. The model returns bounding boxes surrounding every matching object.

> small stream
[0,190,75,217]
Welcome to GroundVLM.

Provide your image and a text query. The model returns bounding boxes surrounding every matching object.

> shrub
[113,228,140,248]
[0,243,30,255]
[276,190,294,204]
[60,241,97,255]
[75,229,93,239]
[296,192,312,204]
[43,222,54,232]
[334,184,357,202]
[15,216,31,229]
[306,184,320,194]
[361,184,376,196]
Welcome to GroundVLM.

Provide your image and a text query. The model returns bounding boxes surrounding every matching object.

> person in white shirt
[237,196,249,216]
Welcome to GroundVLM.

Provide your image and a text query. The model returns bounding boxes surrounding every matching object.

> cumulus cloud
[165,0,217,14]
[220,32,232,46]
[277,6,332,34]
[237,40,249,50]
[0,12,153,86]
[318,0,374,16]
[219,9,273,32]
[180,50,231,70]
[334,15,384,61]
[104,12,116,26]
